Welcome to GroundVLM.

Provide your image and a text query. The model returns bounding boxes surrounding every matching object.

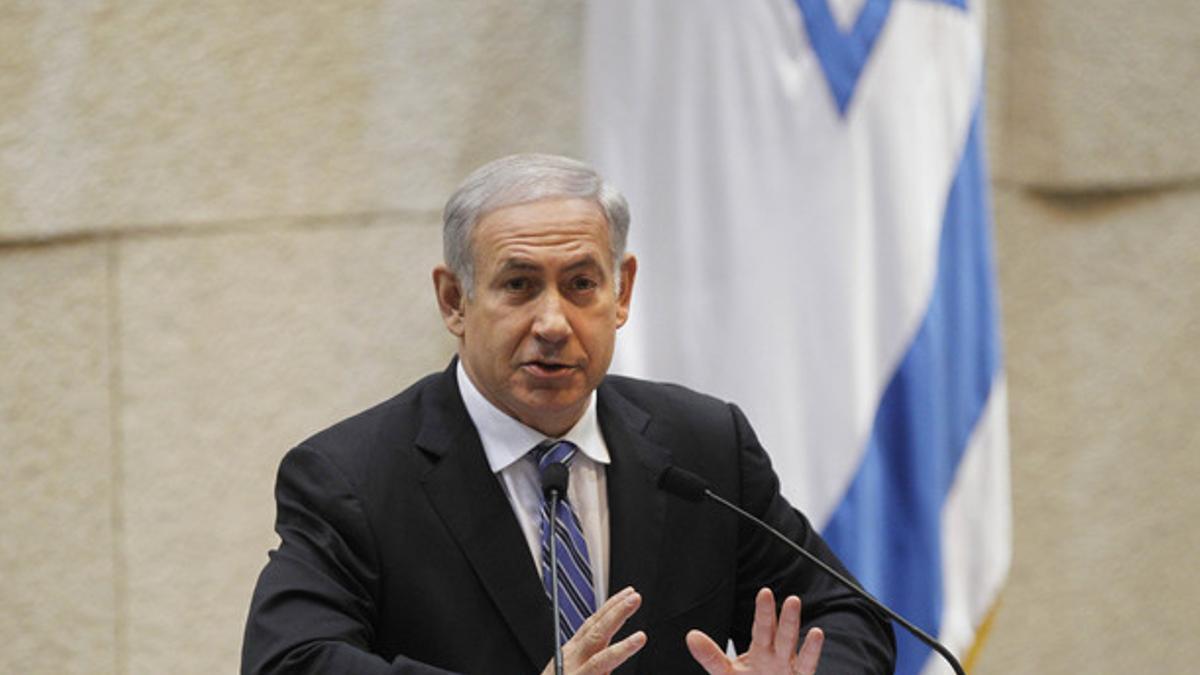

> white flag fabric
[585,0,1011,672]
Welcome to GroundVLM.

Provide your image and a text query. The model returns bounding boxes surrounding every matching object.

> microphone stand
[542,462,570,675]
[548,486,565,675]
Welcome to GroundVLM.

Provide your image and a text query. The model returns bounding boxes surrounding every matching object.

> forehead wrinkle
[471,198,614,278]
[485,229,608,267]
[477,214,610,249]
[495,251,607,275]
[489,228,604,250]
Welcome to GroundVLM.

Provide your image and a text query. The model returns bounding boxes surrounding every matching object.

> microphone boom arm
[701,488,966,675]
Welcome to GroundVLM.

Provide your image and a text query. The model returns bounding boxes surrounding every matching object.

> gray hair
[442,153,630,292]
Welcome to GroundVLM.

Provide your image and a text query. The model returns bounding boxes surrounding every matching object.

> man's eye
[571,277,599,291]
[503,278,531,292]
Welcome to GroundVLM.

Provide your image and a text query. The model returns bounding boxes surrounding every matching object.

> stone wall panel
[973,185,1200,672]
[115,219,452,673]
[0,0,582,241]
[0,242,117,674]
[993,0,1200,189]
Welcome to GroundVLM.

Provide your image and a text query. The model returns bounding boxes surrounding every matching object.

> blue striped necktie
[535,440,597,644]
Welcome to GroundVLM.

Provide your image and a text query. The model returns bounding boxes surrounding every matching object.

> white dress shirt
[456,361,611,604]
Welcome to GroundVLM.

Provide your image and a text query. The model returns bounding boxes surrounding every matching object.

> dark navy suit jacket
[242,362,895,673]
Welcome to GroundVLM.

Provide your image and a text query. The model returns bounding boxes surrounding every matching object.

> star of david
[793,0,967,116]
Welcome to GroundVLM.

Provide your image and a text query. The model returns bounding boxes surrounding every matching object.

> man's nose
[532,290,571,344]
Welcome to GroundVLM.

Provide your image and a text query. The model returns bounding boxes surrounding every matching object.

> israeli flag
[586,1,1011,672]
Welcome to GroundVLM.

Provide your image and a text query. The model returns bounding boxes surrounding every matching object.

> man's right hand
[540,586,647,675]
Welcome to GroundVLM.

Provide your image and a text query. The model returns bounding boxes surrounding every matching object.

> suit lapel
[412,368,673,672]
[598,382,672,670]
[416,365,552,671]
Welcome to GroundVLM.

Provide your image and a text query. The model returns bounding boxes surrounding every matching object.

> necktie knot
[535,440,577,472]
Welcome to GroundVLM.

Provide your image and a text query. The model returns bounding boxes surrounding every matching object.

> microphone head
[541,462,570,499]
[658,466,710,502]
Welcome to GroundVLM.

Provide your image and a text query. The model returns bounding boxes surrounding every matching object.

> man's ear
[615,253,637,328]
[433,265,467,337]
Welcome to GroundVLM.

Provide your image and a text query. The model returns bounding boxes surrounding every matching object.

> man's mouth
[522,360,578,376]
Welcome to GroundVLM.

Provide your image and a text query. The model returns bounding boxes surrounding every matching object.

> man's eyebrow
[562,255,605,273]
[496,259,541,273]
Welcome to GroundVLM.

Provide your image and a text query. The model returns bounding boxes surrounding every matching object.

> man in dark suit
[242,154,895,674]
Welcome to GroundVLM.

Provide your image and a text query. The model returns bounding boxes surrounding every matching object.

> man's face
[435,198,636,436]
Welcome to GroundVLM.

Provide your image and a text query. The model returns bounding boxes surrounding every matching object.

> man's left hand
[685,587,825,675]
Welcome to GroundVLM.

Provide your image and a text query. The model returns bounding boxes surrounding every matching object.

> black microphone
[658,466,966,675]
[541,462,570,675]
[542,462,569,499]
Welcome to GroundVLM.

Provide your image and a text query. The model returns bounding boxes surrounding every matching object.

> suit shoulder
[290,369,443,474]
[602,374,734,425]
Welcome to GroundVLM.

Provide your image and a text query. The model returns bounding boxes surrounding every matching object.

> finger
[794,627,824,675]
[579,630,647,675]
[773,595,802,657]
[749,587,777,651]
[570,587,642,653]
[685,629,733,675]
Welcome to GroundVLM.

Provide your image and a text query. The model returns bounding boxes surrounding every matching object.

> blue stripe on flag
[795,0,968,116]
[793,0,893,115]
[820,100,1001,674]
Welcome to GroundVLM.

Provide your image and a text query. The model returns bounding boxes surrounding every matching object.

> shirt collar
[456,360,611,473]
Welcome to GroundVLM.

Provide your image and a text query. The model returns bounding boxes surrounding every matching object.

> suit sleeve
[727,404,897,674]
[241,445,458,675]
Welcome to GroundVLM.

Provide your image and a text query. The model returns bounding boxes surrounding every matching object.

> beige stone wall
[974,0,1200,671]
[1,1,1196,673]
[1,242,117,673]
[1,2,582,673]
